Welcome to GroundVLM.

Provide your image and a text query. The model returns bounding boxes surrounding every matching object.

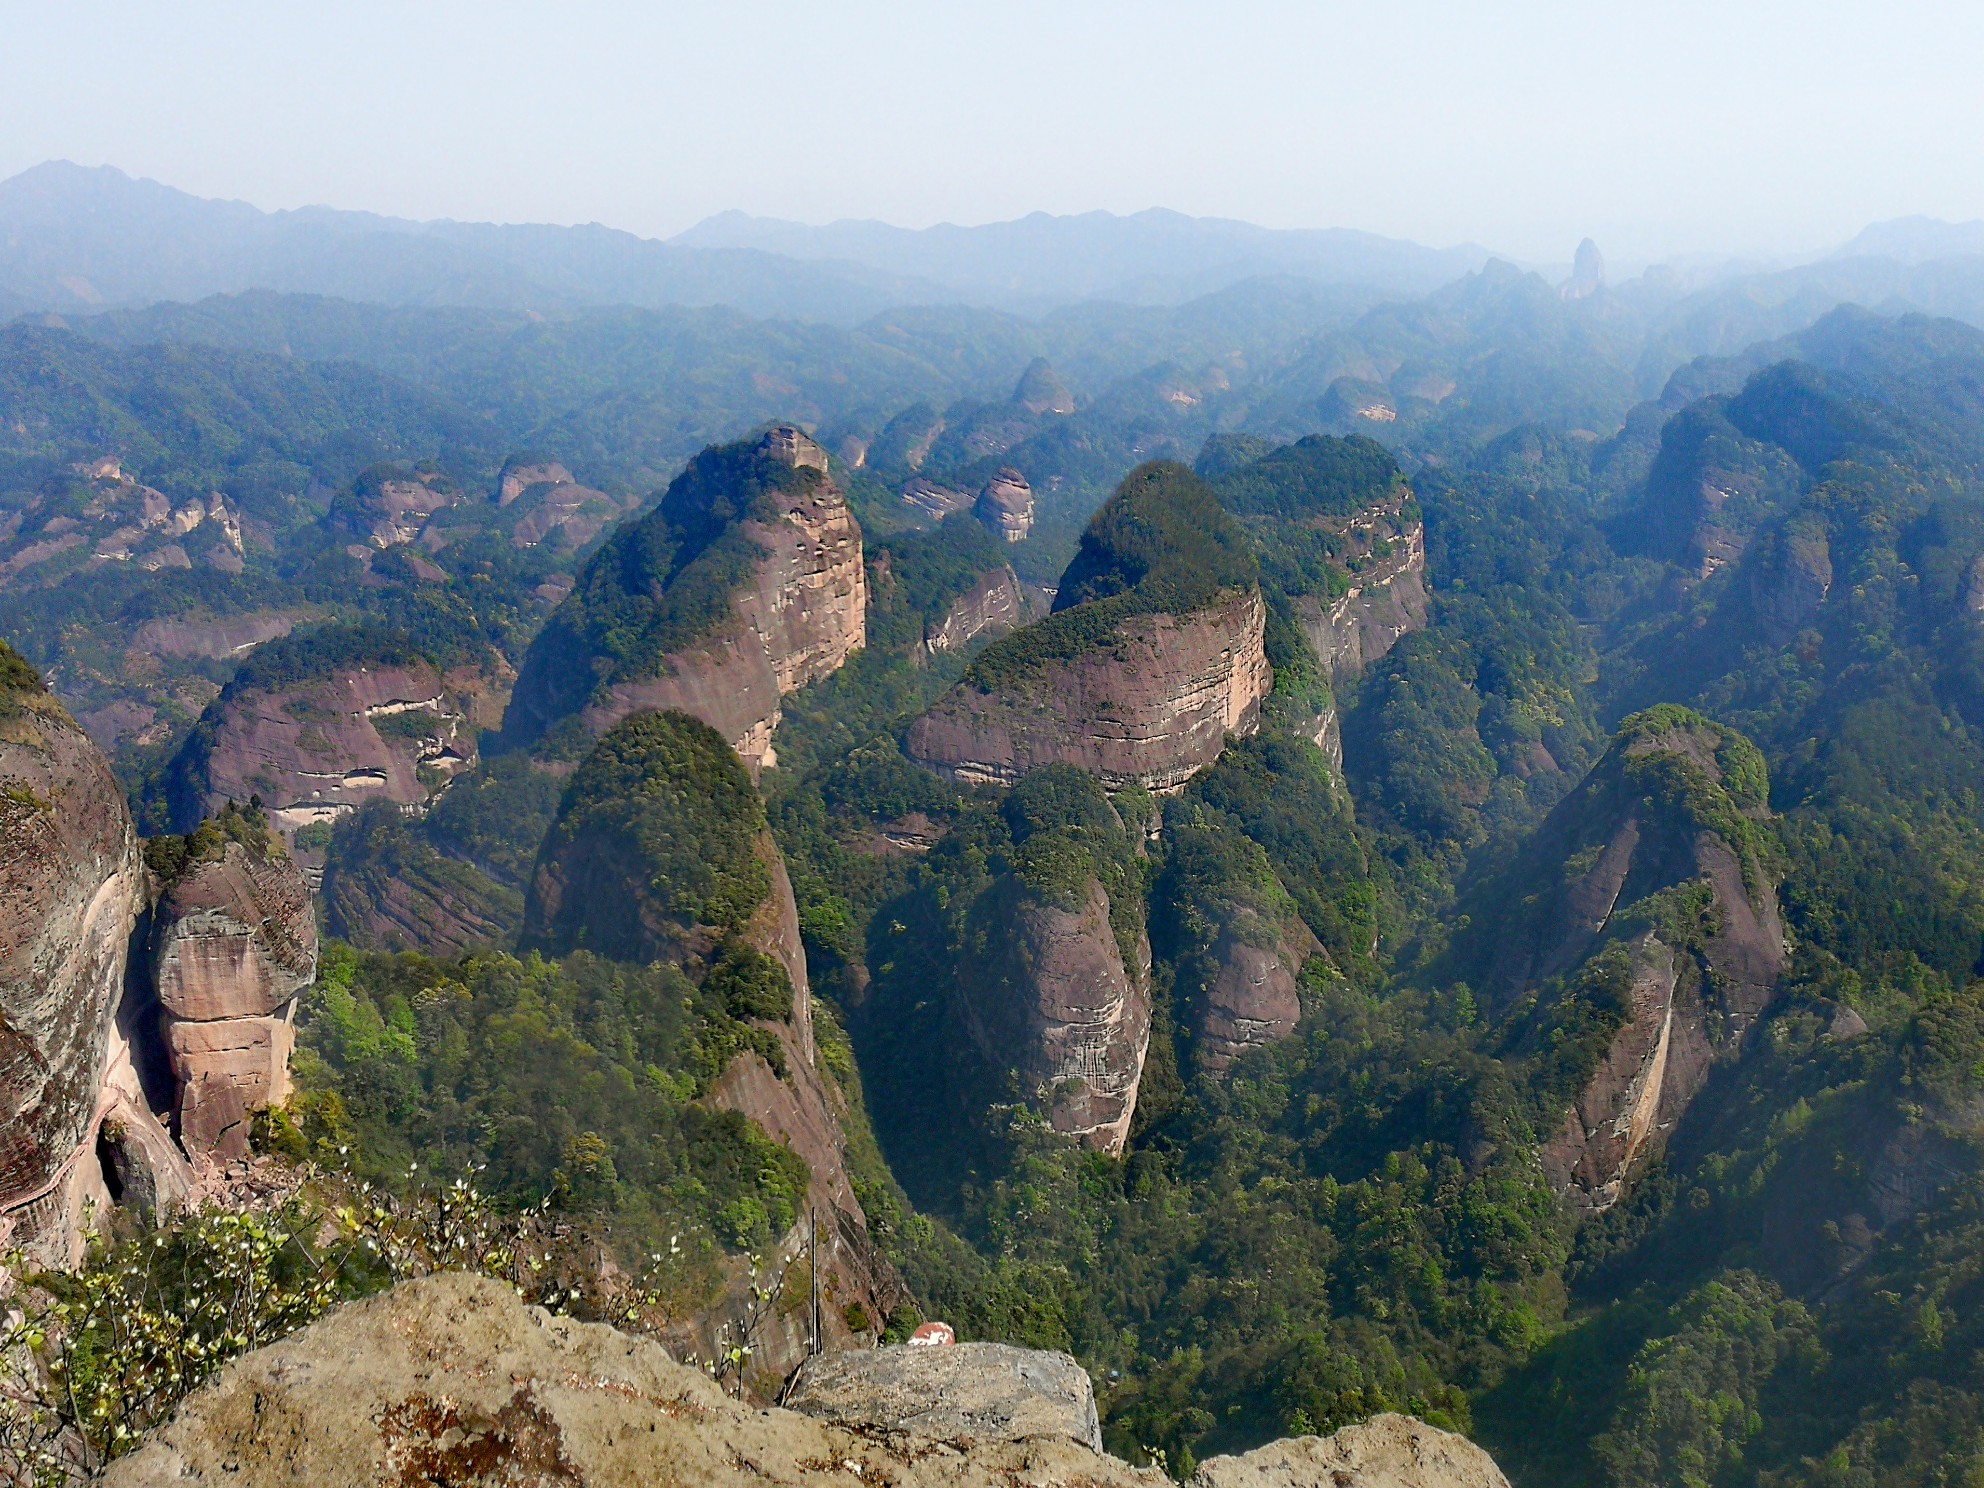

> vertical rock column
[151,838,319,1163]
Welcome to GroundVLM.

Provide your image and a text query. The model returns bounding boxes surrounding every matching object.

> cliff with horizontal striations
[503,426,865,773]
[907,462,1269,792]
[148,815,319,1163]
[162,624,499,839]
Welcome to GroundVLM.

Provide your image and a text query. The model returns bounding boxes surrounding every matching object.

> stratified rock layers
[907,587,1271,792]
[150,838,319,1161]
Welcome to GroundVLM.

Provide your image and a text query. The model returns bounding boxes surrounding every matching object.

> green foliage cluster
[140,798,274,884]
[529,710,772,954]
[295,943,808,1254]
[1054,460,1257,611]
[0,637,44,696]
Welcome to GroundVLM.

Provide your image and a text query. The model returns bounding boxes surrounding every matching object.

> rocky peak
[147,810,318,1163]
[501,428,866,774]
[522,711,904,1346]
[1562,237,1606,300]
[332,466,460,550]
[764,423,832,472]
[908,463,1270,793]
[974,467,1034,543]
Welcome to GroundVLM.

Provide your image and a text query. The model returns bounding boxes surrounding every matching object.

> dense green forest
[19,259,1984,1488]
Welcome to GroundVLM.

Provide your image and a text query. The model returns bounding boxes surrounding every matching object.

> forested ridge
[14,259,1984,1488]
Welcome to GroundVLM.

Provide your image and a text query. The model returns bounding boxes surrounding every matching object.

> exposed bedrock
[0,671,147,1221]
[507,427,866,774]
[922,564,1027,655]
[955,874,1153,1154]
[906,586,1271,792]
[1292,518,1429,684]
[150,835,319,1163]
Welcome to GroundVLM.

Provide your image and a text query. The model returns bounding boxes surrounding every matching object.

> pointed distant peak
[1563,238,1606,300]
[1013,357,1075,416]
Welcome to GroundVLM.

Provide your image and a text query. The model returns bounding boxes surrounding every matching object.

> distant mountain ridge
[0,162,1499,323]
[670,206,1496,308]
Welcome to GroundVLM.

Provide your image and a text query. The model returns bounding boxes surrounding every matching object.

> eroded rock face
[901,477,974,520]
[0,677,146,1219]
[1461,710,1786,1210]
[497,457,576,506]
[515,427,867,774]
[151,837,319,1162]
[975,468,1035,543]
[1294,516,1429,684]
[186,661,492,836]
[907,587,1271,792]
[923,565,1026,655]
[336,470,459,550]
[1195,913,1323,1074]
[956,876,1153,1154]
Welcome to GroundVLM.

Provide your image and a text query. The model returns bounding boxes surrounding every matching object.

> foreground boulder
[106,1274,1509,1488]
[1196,1415,1512,1488]
[787,1340,1103,1452]
[103,1273,1159,1488]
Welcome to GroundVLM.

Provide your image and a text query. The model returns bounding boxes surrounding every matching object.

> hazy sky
[4,0,1982,264]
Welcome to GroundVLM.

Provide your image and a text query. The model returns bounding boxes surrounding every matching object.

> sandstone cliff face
[0,676,146,1221]
[512,427,866,774]
[1194,911,1323,1074]
[189,660,491,835]
[150,837,319,1163]
[335,470,460,550]
[975,468,1035,543]
[1462,710,1785,1210]
[1293,515,1429,684]
[923,565,1027,655]
[907,587,1271,792]
[900,477,974,520]
[957,875,1153,1154]
[106,1273,1510,1488]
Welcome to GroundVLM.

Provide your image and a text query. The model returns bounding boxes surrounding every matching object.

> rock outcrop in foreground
[0,644,190,1256]
[106,1273,1509,1488]
[0,652,148,1222]
[504,427,866,773]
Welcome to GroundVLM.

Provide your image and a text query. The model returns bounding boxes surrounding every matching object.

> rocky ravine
[106,1272,1512,1488]
[907,585,1272,792]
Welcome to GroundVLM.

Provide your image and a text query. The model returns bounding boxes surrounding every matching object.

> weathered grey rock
[786,1340,1104,1452]
[104,1274,1163,1488]
[1193,1414,1511,1488]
